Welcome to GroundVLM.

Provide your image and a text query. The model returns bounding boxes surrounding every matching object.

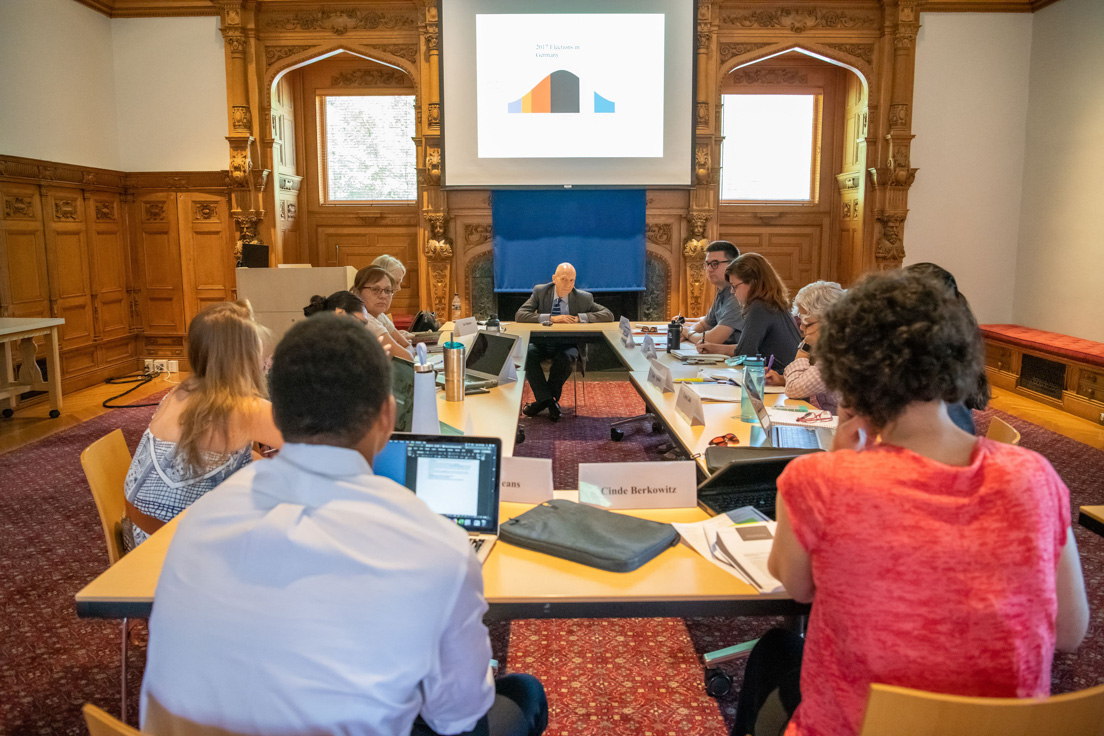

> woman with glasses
[697,253,801,369]
[764,280,844,413]
[353,266,413,361]
[731,270,1089,736]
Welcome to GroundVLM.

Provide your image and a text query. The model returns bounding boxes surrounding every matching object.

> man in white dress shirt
[140,314,547,736]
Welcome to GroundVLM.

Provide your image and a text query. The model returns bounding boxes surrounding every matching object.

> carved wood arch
[264,44,418,99]
[718,44,871,98]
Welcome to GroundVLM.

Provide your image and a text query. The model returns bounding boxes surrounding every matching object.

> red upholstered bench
[980,324,1104,423]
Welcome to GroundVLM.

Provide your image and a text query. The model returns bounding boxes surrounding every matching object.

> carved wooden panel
[62,344,98,375]
[43,190,95,348]
[135,194,186,334]
[178,194,234,324]
[320,225,419,315]
[722,227,823,294]
[89,211,130,341]
[0,184,50,319]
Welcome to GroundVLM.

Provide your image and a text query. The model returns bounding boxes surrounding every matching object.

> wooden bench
[980,324,1104,425]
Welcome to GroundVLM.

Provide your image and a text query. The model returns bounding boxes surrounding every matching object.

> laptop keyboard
[775,425,821,449]
[703,490,776,518]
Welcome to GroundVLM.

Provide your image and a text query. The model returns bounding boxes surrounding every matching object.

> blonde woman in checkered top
[766,280,844,413]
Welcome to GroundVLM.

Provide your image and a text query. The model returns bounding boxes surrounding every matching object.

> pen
[773,406,810,413]
[673,378,718,383]
[766,355,775,372]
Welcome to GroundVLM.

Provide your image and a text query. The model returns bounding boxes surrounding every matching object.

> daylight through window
[721,95,817,201]
[322,95,416,202]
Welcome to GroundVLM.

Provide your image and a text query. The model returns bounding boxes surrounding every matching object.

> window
[720,94,820,202]
[320,95,416,202]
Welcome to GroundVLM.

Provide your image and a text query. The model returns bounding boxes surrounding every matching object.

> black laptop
[696,449,821,519]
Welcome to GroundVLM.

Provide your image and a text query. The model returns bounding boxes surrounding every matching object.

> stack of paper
[671,508,785,593]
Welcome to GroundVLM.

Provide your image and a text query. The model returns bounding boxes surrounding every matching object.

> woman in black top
[698,253,802,369]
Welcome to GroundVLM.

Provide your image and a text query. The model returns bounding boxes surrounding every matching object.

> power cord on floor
[102,370,163,409]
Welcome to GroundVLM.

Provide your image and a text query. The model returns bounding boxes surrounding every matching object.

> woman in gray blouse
[697,253,802,369]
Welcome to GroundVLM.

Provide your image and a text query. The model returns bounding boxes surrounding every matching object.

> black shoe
[523,400,550,417]
[547,401,562,422]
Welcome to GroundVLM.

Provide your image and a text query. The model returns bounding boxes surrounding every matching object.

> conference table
[1079,506,1104,539]
[75,320,810,621]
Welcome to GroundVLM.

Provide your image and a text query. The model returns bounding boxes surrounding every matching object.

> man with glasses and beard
[682,240,743,346]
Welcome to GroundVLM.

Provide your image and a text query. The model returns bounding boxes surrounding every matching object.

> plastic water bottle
[451,293,462,322]
[740,356,766,423]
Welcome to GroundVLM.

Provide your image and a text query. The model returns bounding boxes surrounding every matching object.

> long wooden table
[0,317,64,418]
[76,492,804,620]
[1079,505,1104,538]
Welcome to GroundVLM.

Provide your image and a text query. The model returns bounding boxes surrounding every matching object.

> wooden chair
[986,415,1021,445]
[83,703,144,736]
[858,682,1104,736]
[81,430,135,724]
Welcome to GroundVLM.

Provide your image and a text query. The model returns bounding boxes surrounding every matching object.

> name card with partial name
[675,384,706,426]
[454,316,478,337]
[578,461,698,509]
[642,335,658,360]
[647,358,675,393]
[500,456,554,503]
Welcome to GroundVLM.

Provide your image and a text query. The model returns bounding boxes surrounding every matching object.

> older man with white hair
[515,263,613,421]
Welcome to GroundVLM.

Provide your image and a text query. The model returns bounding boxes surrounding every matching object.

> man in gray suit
[515,263,614,421]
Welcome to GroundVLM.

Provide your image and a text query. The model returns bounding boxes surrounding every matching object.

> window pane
[721,95,815,201]
[324,95,416,201]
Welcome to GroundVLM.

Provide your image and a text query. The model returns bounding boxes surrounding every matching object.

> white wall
[0,0,121,169]
[113,17,228,171]
[906,13,1032,325]
[1012,0,1104,342]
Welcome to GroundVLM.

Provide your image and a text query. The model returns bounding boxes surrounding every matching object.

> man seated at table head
[515,262,613,422]
[682,240,743,347]
[140,314,548,736]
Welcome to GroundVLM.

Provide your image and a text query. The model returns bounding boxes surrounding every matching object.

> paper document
[713,523,785,593]
[692,383,742,403]
[671,507,773,587]
[766,408,839,428]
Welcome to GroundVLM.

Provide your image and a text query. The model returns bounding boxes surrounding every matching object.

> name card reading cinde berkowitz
[454,316,478,337]
[642,335,658,360]
[647,358,674,393]
[499,456,553,504]
[578,461,697,509]
[675,383,706,426]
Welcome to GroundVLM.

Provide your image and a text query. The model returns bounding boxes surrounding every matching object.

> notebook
[744,380,835,451]
[372,433,503,564]
[670,349,728,363]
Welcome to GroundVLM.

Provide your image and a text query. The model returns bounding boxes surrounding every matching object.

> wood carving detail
[721,8,879,33]
[261,10,416,35]
[875,213,906,267]
[684,214,711,316]
[232,106,253,132]
[378,44,418,63]
[730,68,808,85]
[54,199,79,221]
[424,213,453,318]
[695,145,710,185]
[465,223,493,246]
[265,45,314,67]
[330,69,412,87]
[93,201,116,221]
[718,43,771,61]
[425,148,441,184]
[143,202,167,222]
[696,101,709,127]
[645,223,672,247]
[428,102,441,127]
[193,202,219,221]
[824,43,875,66]
[889,104,910,128]
[4,196,35,219]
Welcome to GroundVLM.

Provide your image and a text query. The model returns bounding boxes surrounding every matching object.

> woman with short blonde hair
[353,266,413,360]
[765,280,845,412]
[123,301,283,548]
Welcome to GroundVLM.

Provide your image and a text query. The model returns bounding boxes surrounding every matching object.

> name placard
[500,456,553,503]
[578,461,697,509]
[454,316,478,337]
[619,316,636,347]
[642,335,658,360]
[675,384,706,426]
[647,358,674,393]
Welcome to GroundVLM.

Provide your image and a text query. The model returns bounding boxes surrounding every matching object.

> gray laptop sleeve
[499,499,679,573]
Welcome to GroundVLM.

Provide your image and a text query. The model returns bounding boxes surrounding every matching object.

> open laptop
[745,380,835,450]
[696,453,813,518]
[434,331,519,389]
[372,433,502,563]
[391,356,416,432]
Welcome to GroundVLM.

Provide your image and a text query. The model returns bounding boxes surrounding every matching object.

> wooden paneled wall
[0,156,236,393]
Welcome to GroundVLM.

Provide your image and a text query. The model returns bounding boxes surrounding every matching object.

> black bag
[409,311,440,332]
[498,499,679,573]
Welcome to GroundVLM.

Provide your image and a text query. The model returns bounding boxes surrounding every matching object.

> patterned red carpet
[1,383,1101,735]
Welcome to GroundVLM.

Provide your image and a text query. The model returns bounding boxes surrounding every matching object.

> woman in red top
[733,270,1090,736]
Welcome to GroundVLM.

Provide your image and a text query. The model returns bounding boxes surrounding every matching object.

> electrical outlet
[168,360,179,374]
[154,360,168,374]
[144,359,155,373]
[1099,412,1104,425]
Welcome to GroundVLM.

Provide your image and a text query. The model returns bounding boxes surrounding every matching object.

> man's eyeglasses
[709,433,740,447]
[362,286,395,297]
[796,410,833,424]
[704,259,730,270]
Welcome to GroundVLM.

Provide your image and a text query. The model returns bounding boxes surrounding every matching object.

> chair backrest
[859,682,1104,736]
[83,703,144,736]
[81,429,132,566]
[986,416,1021,445]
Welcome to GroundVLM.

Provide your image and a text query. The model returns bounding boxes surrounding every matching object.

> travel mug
[443,339,466,402]
[740,356,766,423]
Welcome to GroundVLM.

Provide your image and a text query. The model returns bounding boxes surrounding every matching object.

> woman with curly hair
[731,270,1089,736]
[697,253,801,368]
[123,302,283,549]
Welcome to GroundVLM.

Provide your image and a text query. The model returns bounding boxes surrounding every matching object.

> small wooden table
[0,318,64,418]
[1078,505,1104,538]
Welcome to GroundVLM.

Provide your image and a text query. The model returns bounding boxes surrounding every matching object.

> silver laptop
[744,380,835,451]
[670,349,727,363]
[372,433,503,564]
[435,331,519,389]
